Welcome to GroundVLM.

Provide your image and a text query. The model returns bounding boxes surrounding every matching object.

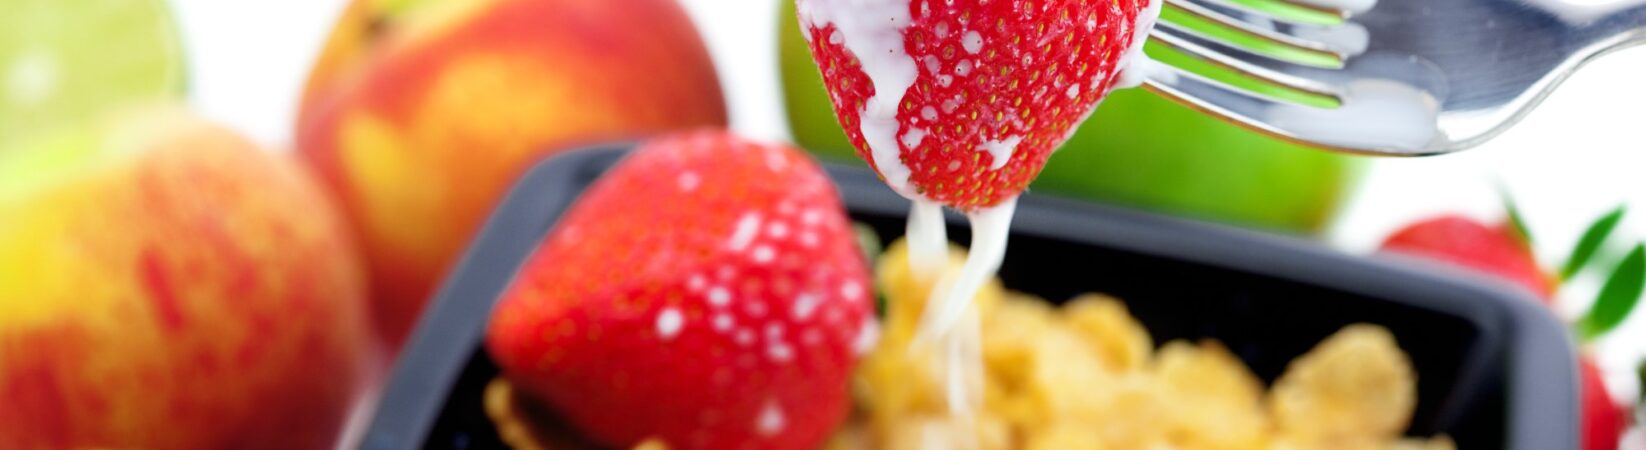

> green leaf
[1637,360,1645,407]
[1578,244,1645,340]
[1562,206,1627,280]
[1500,186,1535,246]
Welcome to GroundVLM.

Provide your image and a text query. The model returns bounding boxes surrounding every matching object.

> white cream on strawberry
[962,30,983,53]
[755,400,788,436]
[656,307,685,340]
[1114,0,1166,90]
[977,136,1024,171]
[797,0,921,198]
[792,292,823,319]
[757,246,780,264]
[728,212,762,251]
[900,127,927,150]
[677,171,701,192]
[707,286,731,306]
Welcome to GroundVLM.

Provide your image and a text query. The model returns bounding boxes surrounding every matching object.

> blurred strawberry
[1379,215,1555,300]
[485,131,877,450]
[796,0,1155,210]
[1583,356,1630,450]
[1381,206,1645,450]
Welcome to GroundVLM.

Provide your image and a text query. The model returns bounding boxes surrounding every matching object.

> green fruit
[1,0,186,149]
[777,1,1364,232]
[0,104,188,203]
[778,0,857,163]
[1036,86,1361,232]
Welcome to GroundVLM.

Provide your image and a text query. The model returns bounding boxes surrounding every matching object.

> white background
[172,0,1646,401]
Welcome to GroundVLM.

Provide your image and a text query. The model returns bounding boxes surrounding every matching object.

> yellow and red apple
[0,108,373,450]
[296,0,728,351]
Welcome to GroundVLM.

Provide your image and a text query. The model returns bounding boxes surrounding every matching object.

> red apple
[0,107,373,450]
[295,0,729,352]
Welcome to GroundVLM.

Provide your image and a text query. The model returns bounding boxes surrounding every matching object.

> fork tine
[1164,0,1369,58]
[1150,21,1344,97]
[1273,0,1375,16]
[1140,63,1311,141]
[1144,63,1443,155]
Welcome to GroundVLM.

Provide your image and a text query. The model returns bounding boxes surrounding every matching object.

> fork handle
[1577,0,1646,54]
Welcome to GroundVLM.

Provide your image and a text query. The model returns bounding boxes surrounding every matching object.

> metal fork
[1142,0,1646,155]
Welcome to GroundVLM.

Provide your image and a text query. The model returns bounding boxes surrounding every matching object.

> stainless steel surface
[1144,0,1646,155]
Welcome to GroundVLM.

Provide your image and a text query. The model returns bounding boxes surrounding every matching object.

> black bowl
[358,145,1577,450]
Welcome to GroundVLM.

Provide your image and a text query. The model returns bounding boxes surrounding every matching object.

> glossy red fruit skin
[801,0,1148,210]
[485,131,876,450]
[1581,356,1628,450]
[1382,215,1630,449]
[1379,215,1555,301]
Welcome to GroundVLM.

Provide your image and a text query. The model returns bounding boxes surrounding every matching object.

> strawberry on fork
[795,0,1162,424]
[797,0,1158,211]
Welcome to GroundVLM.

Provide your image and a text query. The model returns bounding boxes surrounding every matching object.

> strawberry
[1378,215,1555,301]
[797,0,1156,210]
[485,131,877,449]
[1380,212,1639,450]
[1582,356,1629,450]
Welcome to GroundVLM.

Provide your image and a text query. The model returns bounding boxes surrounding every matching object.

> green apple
[1,0,186,149]
[777,1,1364,233]
[778,2,857,164]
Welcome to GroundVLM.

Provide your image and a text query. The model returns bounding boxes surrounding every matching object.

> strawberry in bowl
[485,131,877,450]
[356,141,1577,450]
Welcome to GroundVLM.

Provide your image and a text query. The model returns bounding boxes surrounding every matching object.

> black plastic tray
[358,145,1577,450]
